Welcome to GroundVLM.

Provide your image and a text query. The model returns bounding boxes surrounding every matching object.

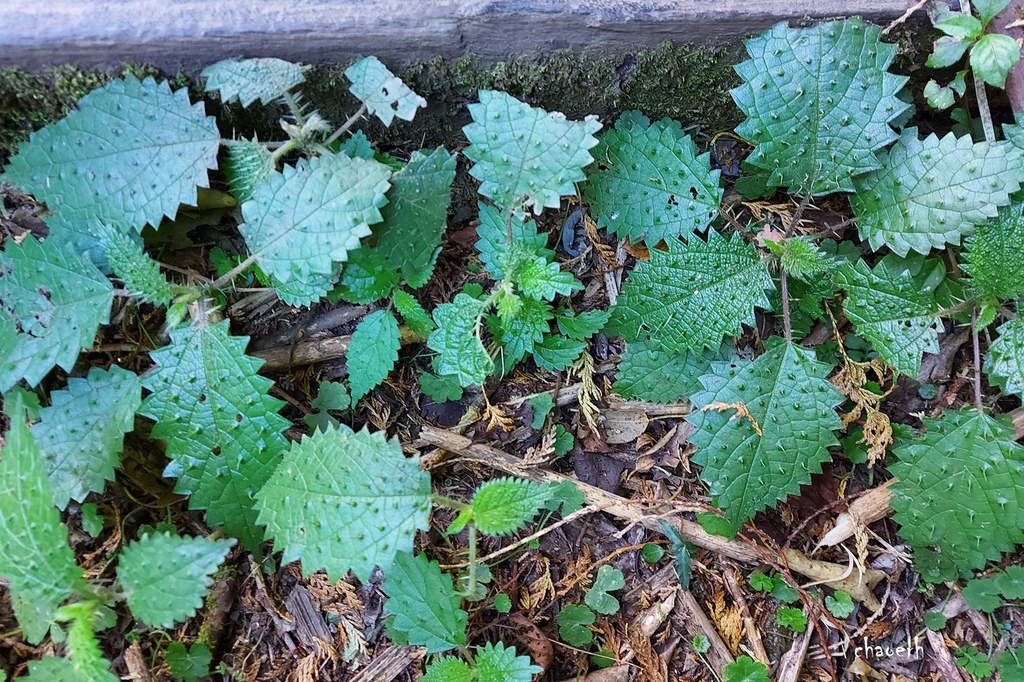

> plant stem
[281,89,306,128]
[780,270,793,343]
[960,0,996,143]
[972,306,984,414]
[270,137,301,165]
[464,524,478,598]
[323,103,368,147]
[210,251,263,290]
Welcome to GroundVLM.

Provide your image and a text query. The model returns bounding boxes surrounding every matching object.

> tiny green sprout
[776,606,808,633]
[692,634,711,654]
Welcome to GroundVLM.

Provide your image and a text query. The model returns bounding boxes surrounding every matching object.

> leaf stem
[464,524,478,598]
[323,102,369,148]
[780,270,793,343]
[281,89,306,128]
[210,250,263,290]
[960,0,996,143]
[972,306,984,414]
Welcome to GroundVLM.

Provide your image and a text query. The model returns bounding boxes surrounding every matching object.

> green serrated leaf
[339,130,375,159]
[346,56,426,126]
[0,393,84,644]
[24,656,95,682]
[731,19,909,195]
[474,202,551,279]
[201,58,307,107]
[749,572,773,592]
[375,147,456,286]
[512,257,581,301]
[392,289,435,338]
[585,566,625,615]
[528,393,555,429]
[464,90,602,213]
[851,128,1022,256]
[422,657,473,682]
[971,33,1021,88]
[255,426,432,581]
[584,115,722,242]
[139,320,289,550]
[239,152,391,285]
[987,319,1024,398]
[32,366,141,509]
[383,551,467,653]
[614,340,723,403]
[687,339,843,526]
[476,641,542,682]
[80,503,104,538]
[962,575,1005,613]
[776,605,808,632]
[117,531,234,628]
[0,236,113,392]
[771,236,830,279]
[273,268,339,308]
[608,230,773,354]
[348,310,401,402]
[890,410,1024,582]
[223,139,276,204]
[493,298,554,367]
[532,334,586,372]
[825,590,855,618]
[57,603,117,682]
[95,223,174,306]
[419,371,464,403]
[329,245,399,305]
[557,604,595,647]
[2,77,220,258]
[836,258,940,378]
[165,642,212,682]
[964,201,1024,301]
[470,478,552,536]
[428,293,493,387]
[556,309,610,340]
[724,656,771,682]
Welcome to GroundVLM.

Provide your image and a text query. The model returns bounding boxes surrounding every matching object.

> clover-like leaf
[165,642,213,682]
[731,19,909,195]
[201,58,307,107]
[469,478,553,536]
[475,202,552,279]
[464,90,601,213]
[988,318,1024,399]
[255,425,432,581]
[32,366,141,509]
[375,147,456,286]
[239,152,391,285]
[2,77,220,258]
[428,293,494,387]
[890,410,1024,582]
[0,393,84,644]
[139,320,289,550]
[776,606,808,632]
[117,531,234,629]
[607,230,773,354]
[687,339,844,526]
[556,604,595,647]
[346,56,426,126]
[614,341,722,403]
[724,657,771,682]
[963,201,1024,301]
[383,551,467,653]
[0,236,113,392]
[476,642,542,682]
[348,310,401,402]
[585,566,626,615]
[585,114,722,242]
[836,258,940,378]
[851,128,1022,256]
[825,590,855,618]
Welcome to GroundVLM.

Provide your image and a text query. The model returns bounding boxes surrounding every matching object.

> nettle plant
[0,57,556,680]
[2,6,1024,679]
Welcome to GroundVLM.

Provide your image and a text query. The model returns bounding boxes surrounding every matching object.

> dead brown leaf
[700,401,763,436]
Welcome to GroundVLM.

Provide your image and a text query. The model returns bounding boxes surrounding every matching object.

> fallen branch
[417,426,887,608]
